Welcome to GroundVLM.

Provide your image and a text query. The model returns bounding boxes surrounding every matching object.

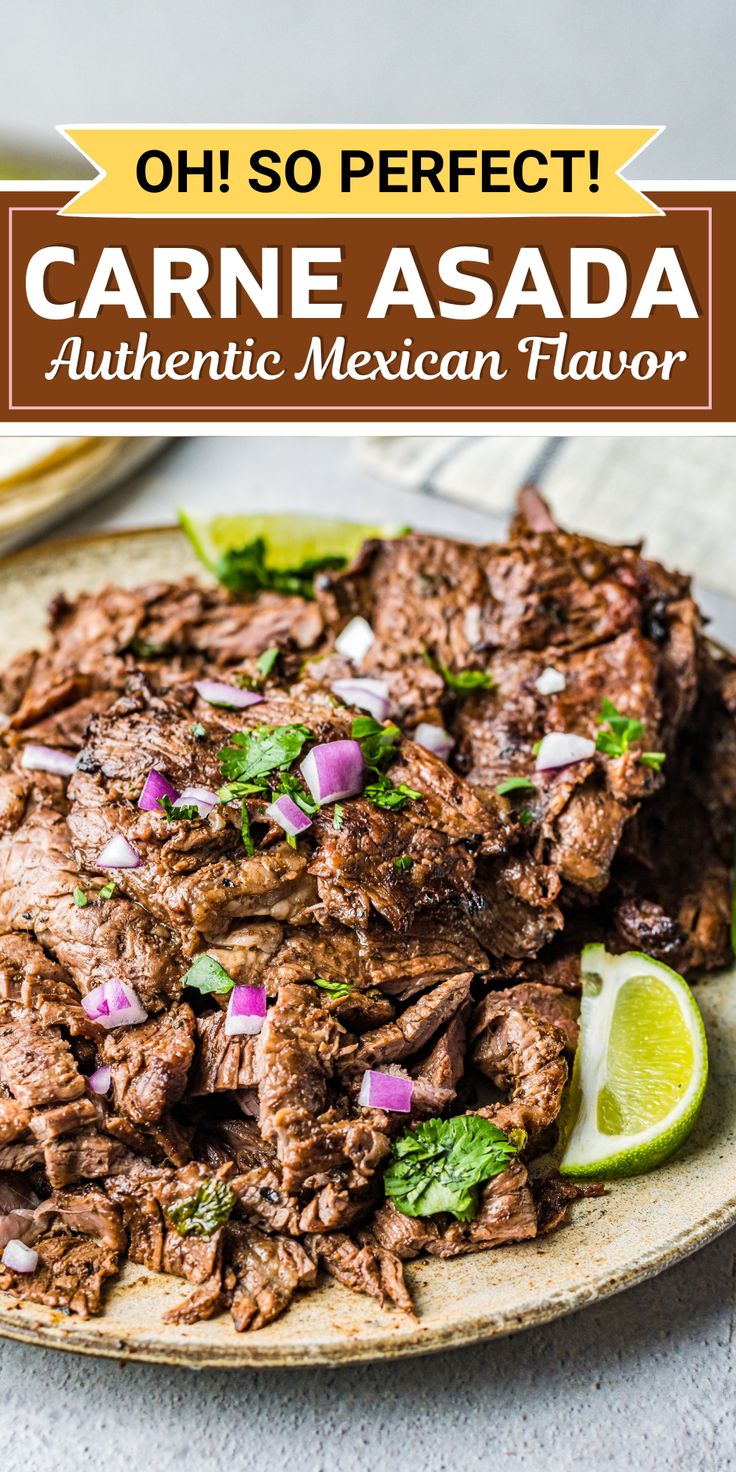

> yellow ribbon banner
[59,126,662,217]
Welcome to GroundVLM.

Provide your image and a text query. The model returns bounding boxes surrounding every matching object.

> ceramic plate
[0,525,734,1368]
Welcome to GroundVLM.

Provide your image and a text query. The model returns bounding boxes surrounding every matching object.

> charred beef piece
[206,916,489,999]
[306,1229,413,1313]
[0,1006,86,1108]
[500,983,580,1051]
[0,807,182,1009]
[33,1184,127,1250]
[531,1172,605,1234]
[470,993,568,1138]
[101,1003,196,1126]
[226,1222,317,1332]
[348,974,472,1074]
[189,1011,259,1096]
[0,1225,121,1315]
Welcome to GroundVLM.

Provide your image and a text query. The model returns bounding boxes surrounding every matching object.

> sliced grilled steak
[470,993,568,1138]
[0,1226,120,1315]
[306,1230,413,1313]
[101,1003,195,1126]
[226,1222,317,1333]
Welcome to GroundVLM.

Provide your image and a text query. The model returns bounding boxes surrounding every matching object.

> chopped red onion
[138,767,180,812]
[331,678,390,722]
[358,1070,414,1112]
[2,1238,38,1274]
[21,744,77,778]
[300,739,365,806]
[265,794,312,837]
[535,667,567,696]
[413,722,454,762]
[334,616,375,663]
[81,980,147,1030]
[225,984,267,1037]
[97,832,142,869]
[194,679,265,711]
[176,785,219,817]
[535,732,596,771]
[87,1065,112,1095]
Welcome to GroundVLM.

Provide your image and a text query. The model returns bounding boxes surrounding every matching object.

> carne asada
[0,491,729,1333]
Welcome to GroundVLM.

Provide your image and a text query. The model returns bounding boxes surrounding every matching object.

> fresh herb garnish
[127,636,169,661]
[167,1179,236,1238]
[496,777,537,796]
[275,768,318,816]
[394,855,414,872]
[351,716,420,812]
[158,795,200,821]
[365,777,422,811]
[424,650,495,695]
[218,724,311,798]
[99,880,117,901]
[256,646,280,679]
[639,751,666,771]
[312,977,354,999]
[333,803,345,831]
[73,886,89,907]
[351,715,401,773]
[383,1116,524,1222]
[596,699,665,771]
[181,954,235,996]
[240,799,255,856]
[190,722,206,741]
[439,664,495,694]
[518,808,534,826]
[213,536,346,600]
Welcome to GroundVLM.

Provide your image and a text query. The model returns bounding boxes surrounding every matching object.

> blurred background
[0,0,733,178]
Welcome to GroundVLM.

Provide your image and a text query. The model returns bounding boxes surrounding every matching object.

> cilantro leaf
[596,699,666,772]
[181,954,235,996]
[518,808,534,826]
[640,751,666,771]
[383,1116,524,1222]
[218,724,311,794]
[73,886,89,908]
[312,977,354,999]
[214,537,346,600]
[496,777,537,796]
[240,799,255,856]
[424,650,495,695]
[351,715,401,774]
[167,1179,236,1238]
[99,880,117,901]
[190,722,206,740]
[365,776,421,812]
[595,698,644,758]
[439,664,495,694]
[333,803,345,831]
[158,795,201,821]
[256,646,280,678]
[394,855,414,872]
[275,768,318,816]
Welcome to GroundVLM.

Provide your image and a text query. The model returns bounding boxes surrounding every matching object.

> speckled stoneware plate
[0,524,734,1369]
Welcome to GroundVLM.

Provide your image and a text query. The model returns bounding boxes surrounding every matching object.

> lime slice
[560,944,708,1179]
[178,510,403,576]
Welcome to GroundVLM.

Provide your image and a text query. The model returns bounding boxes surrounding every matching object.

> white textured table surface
[3,436,735,1471]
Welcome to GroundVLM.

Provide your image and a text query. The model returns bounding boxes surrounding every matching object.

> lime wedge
[560,944,708,1179]
[178,510,403,576]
